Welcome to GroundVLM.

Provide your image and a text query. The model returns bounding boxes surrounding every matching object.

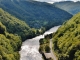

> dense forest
[54,1,80,15]
[0,8,45,41]
[0,0,72,29]
[0,22,21,60]
[0,7,46,60]
[52,12,80,60]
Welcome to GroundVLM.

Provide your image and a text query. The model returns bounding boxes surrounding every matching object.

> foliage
[0,0,72,29]
[0,22,21,60]
[0,8,44,41]
[0,7,46,60]
[39,38,50,53]
[0,22,6,34]
[45,45,50,53]
[39,34,53,53]
[52,12,80,60]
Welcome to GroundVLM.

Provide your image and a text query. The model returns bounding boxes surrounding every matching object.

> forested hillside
[54,1,80,15]
[0,8,44,41]
[52,13,80,60]
[0,7,46,60]
[0,0,72,29]
[0,22,21,60]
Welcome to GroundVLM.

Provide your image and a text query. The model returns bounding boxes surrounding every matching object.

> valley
[0,0,72,29]
[19,26,60,60]
[0,0,80,60]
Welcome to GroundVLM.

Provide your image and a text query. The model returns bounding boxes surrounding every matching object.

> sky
[34,0,80,3]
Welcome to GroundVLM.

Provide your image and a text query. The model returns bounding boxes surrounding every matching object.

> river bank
[19,26,60,60]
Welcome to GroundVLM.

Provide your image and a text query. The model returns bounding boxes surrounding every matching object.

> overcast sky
[34,0,80,3]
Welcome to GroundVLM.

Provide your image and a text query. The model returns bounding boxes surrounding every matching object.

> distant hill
[52,12,80,60]
[54,1,80,15]
[0,0,72,29]
[0,8,41,41]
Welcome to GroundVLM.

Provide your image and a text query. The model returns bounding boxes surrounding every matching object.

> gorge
[19,26,60,60]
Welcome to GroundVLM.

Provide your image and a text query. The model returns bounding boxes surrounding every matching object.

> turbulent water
[19,26,60,60]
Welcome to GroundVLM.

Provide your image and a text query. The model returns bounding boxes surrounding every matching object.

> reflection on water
[19,26,60,60]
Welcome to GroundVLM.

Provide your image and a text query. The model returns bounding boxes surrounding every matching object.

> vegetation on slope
[0,22,21,60]
[0,7,45,60]
[39,34,52,53]
[52,12,80,60]
[54,1,80,15]
[39,34,53,60]
[0,8,45,41]
[0,0,72,29]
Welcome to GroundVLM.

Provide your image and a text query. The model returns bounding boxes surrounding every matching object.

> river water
[19,26,60,60]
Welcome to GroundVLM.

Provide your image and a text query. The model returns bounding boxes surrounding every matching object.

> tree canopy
[0,8,43,41]
[0,22,21,60]
[52,12,80,60]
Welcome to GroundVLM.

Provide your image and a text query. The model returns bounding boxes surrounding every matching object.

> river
[19,26,60,60]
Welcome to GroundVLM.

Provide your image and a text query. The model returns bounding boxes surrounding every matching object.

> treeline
[52,12,80,60]
[0,22,21,60]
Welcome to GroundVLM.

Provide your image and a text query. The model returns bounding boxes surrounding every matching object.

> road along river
[19,26,60,60]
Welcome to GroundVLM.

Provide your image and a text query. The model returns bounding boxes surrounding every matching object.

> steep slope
[52,13,80,60]
[0,0,72,29]
[0,22,21,60]
[0,8,39,41]
[54,1,80,15]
